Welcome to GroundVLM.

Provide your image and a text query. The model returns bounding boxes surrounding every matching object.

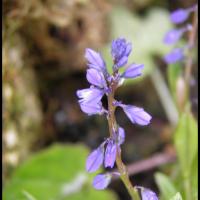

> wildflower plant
[76,38,158,200]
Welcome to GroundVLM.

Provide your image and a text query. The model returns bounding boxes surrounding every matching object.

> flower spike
[77,37,153,195]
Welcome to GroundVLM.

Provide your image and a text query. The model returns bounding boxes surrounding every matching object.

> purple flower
[77,87,104,104]
[122,64,144,79]
[164,25,192,45]
[164,48,184,64]
[170,9,190,24]
[170,5,197,24]
[86,145,105,173]
[93,174,112,190]
[163,29,184,45]
[141,188,158,200]
[86,68,107,89]
[141,190,158,200]
[111,38,132,68]
[135,186,159,200]
[119,104,152,126]
[104,139,117,168]
[85,48,107,73]
[79,101,104,116]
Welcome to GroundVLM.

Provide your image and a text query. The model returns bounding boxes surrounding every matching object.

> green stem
[107,80,140,200]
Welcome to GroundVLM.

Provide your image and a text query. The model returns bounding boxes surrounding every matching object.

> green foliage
[170,192,183,200]
[155,110,198,200]
[3,144,117,200]
[155,172,177,200]
[174,111,198,200]
[174,111,198,176]
[102,6,173,83]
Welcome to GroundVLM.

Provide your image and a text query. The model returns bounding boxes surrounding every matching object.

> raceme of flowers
[163,4,198,64]
[76,38,157,199]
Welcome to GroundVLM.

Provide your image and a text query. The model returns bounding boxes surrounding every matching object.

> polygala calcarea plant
[76,38,158,200]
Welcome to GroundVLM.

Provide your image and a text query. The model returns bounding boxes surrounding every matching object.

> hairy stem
[107,80,140,200]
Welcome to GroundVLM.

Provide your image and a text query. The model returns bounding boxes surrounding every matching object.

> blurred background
[3,0,198,199]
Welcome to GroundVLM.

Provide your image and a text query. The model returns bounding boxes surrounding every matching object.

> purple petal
[164,48,184,64]
[125,43,132,57]
[79,101,104,115]
[136,187,159,200]
[163,29,184,45]
[86,146,104,173]
[122,64,144,78]
[170,9,189,24]
[111,38,132,67]
[86,68,107,88]
[118,127,125,145]
[121,104,152,126]
[93,174,112,190]
[111,38,126,59]
[85,48,106,71]
[76,87,104,104]
[116,56,128,68]
[104,140,117,168]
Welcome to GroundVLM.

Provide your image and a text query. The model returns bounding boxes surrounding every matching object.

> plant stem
[184,7,198,100]
[182,8,198,198]
[107,79,140,200]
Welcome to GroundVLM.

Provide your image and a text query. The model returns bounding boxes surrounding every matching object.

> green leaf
[174,111,198,175]
[102,6,174,84]
[170,192,183,200]
[174,111,198,200]
[3,144,117,200]
[190,153,198,200]
[22,190,37,200]
[155,172,177,200]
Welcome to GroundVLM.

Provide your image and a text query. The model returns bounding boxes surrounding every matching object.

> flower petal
[163,29,184,45]
[125,42,132,57]
[104,140,117,168]
[85,48,106,72]
[118,127,125,145]
[93,174,112,190]
[111,38,132,69]
[170,9,189,24]
[164,48,184,64]
[135,186,159,200]
[86,146,104,173]
[122,64,144,78]
[76,87,104,104]
[79,101,104,115]
[141,189,158,200]
[121,104,152,126]
[86,68,107,88]
[116,56,128,68]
